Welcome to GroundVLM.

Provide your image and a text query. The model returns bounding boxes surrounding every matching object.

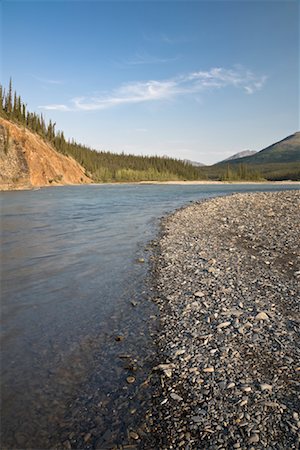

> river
[0,183,299,449]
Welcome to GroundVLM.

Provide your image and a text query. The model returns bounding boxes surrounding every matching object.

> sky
[1,0,299,164]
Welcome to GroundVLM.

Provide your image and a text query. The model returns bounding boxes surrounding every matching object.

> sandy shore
[148,191,300,449]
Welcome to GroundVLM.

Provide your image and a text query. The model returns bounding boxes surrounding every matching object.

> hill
[221,150,257,162]
[183,159,206,167]
[0,118,91,190]
[220,132,300,165]
[207,132,300,181]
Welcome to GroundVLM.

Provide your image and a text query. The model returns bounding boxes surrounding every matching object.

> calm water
[1,183,299,449]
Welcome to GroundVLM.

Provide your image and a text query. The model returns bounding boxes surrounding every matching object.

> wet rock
[129,431,139,440]
[126,376,136,384]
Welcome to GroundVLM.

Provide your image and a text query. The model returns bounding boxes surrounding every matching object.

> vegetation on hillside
[0,80,204,182]
[1,80,299,181]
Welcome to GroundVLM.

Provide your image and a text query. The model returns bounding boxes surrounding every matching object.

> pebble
[170,393,183,401]
[249,433,260,444]
[260,383,273,391]
[217,321,231,329]
[149,191,300,450]
[83,433,91,443]
[194,291,205,298]
[255,312,269,321]
[129,431,139,440]
[126,376,136,384]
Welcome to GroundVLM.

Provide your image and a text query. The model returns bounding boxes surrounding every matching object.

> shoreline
[1,180,300,192]
[147,191,300,449]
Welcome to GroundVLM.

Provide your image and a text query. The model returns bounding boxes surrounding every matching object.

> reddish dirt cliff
[0,118,91,190]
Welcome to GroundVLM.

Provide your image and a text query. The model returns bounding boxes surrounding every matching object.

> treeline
[221,163,263,181]
[0,79,203,182]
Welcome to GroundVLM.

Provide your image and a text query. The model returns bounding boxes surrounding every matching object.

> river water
[0,183,299,449]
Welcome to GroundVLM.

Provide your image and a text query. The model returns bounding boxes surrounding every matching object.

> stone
[170,392,183,401]
[194,291,205,298]
[260,383,272,391]
[249,434,260,444]
[191,416,202,423]
[115,335,124,342]
[84,433,92,443]
[255,312,269,321]
[203,367,214,373]
[126,376,136,384]
[129,431,139,440]
[217,321,231,329]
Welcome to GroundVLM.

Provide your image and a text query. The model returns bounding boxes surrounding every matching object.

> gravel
[148,191,300,449]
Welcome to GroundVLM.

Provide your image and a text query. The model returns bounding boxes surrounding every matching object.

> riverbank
[1,180,300,191]
[148,191,300,449]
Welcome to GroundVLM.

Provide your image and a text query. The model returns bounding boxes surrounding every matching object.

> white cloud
[40,66,267,112]
[41,104,71,111]
[34,75,63,85]
[124,52,181,65]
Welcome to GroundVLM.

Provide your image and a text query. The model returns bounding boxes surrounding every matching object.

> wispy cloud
[40,67,267,112]
[125,52,181,65]
[143,32,194,45]
[33,75,63,85]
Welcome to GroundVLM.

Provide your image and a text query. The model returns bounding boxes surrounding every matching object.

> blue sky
[1,0,299,164]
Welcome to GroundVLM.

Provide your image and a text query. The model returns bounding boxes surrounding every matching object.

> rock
[170,392,183,401]
[129,431,139,440]
[153,363,175,378]
[217,321,231,329]
[174,349,186,356]
[130,301,138,307]
[255,312,269,321]
[203,367,214,373]
[227,382,235,389]
[194,291,205,298]
[260,383,272,391]
[126,376,136,384]
[137,258,145,263]
[83,433,92,443]
[242,386,252,393]
[191,416,202,423]
[249,433,260,444]
[115,335,124,342]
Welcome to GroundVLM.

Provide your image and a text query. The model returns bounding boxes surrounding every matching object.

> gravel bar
[149,191,300,449]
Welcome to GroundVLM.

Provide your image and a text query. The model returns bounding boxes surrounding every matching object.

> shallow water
[1,183,299,448]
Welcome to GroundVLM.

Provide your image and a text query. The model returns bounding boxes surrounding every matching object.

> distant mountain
[183,159,206,167]
[221,150,257,162]
[217,132,300,166]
